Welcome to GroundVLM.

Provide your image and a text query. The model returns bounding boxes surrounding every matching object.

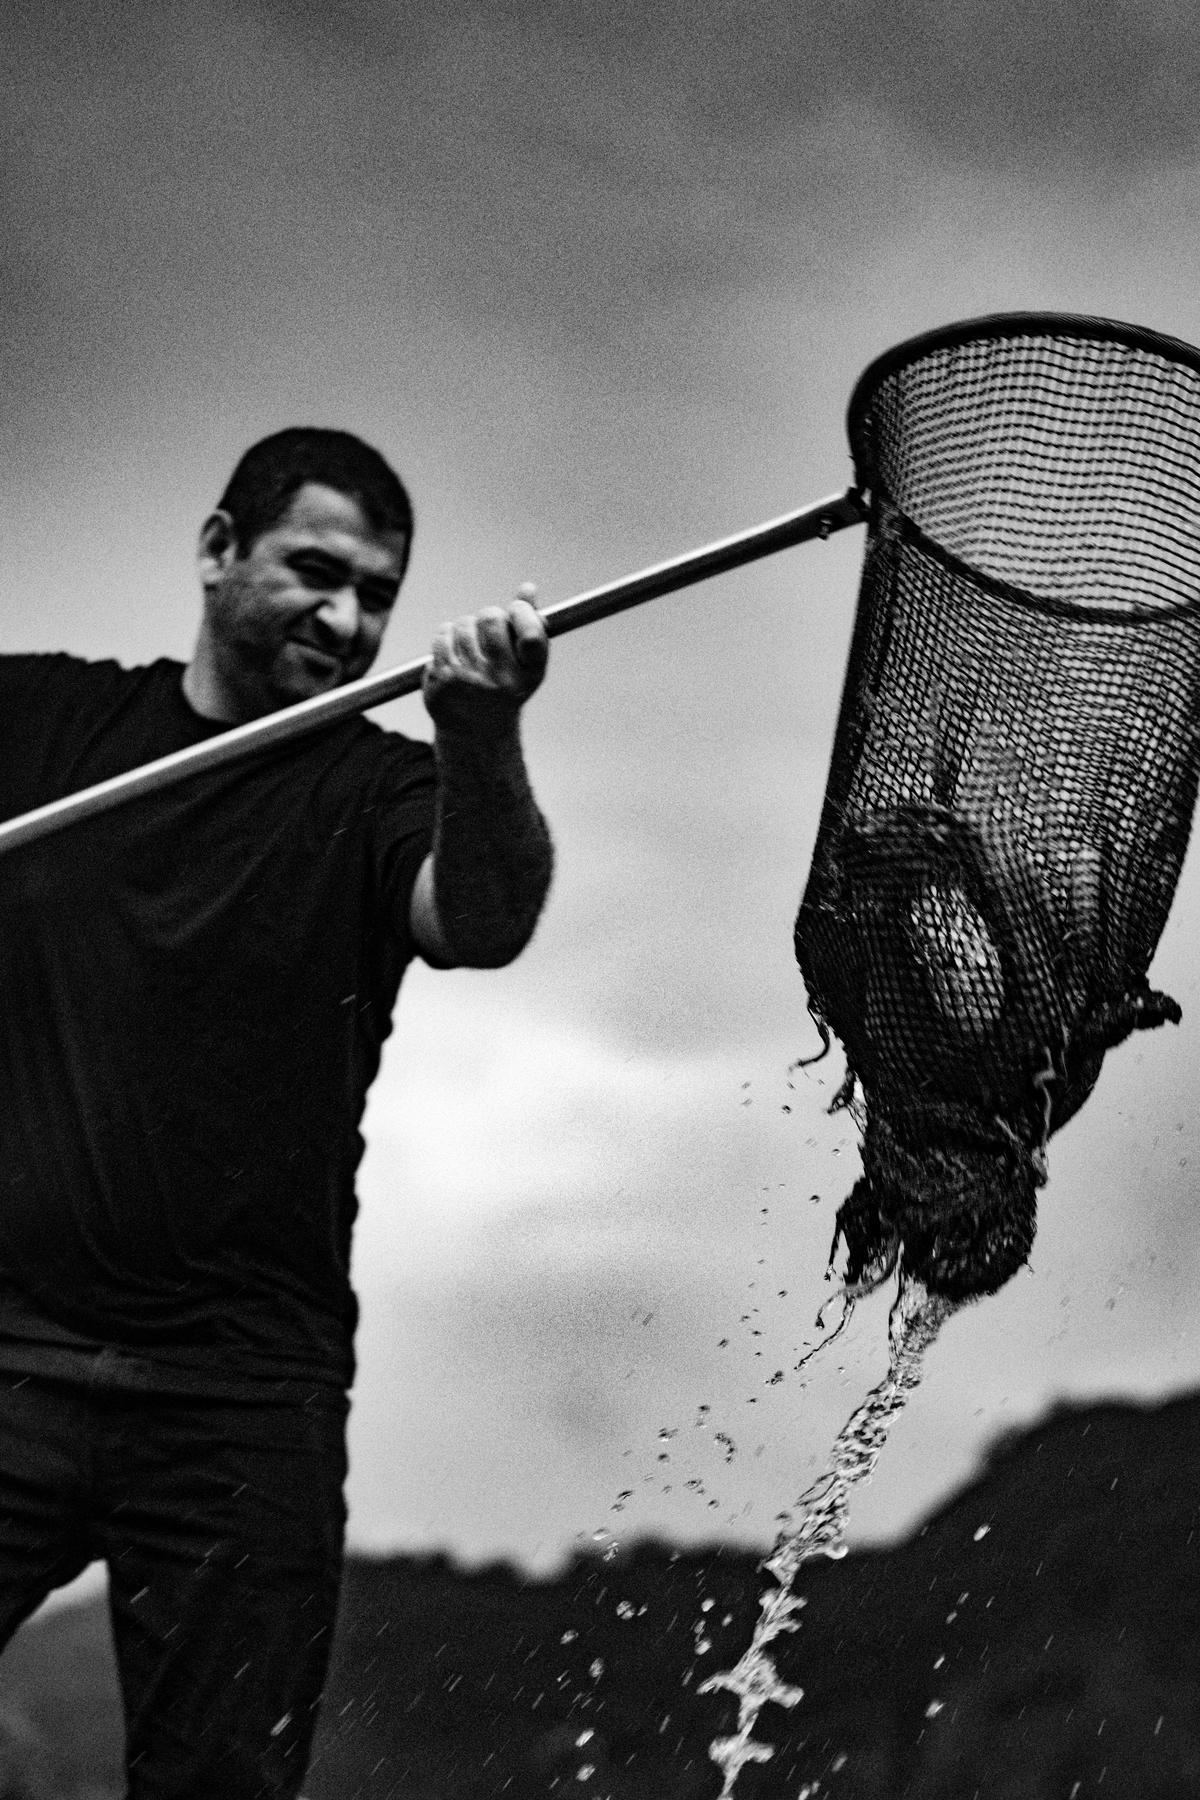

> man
[0,428,553,1796]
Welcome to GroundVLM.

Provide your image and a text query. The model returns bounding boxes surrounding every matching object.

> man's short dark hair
[217,428,414,575]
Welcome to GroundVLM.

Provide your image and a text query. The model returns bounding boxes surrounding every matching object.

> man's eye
[358,586,396,614]
[292,559,336,589]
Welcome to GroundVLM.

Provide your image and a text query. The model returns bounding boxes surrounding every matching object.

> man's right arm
[408,599,553,970]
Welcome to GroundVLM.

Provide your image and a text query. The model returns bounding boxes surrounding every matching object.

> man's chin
[276,647,346,702]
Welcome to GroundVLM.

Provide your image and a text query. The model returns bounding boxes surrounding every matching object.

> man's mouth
[290,641,342,673]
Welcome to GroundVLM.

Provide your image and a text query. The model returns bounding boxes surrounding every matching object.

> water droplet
[925,1699,944,1718]
[704,1283,954,1792]
[576,1730,594,1747]
[576,1764,595,1781]
[561,1630,578,1644]
[973,1524,991,1541]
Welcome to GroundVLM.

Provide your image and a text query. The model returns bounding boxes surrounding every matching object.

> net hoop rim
[846,309,1200,475]
[892,501,1200,624]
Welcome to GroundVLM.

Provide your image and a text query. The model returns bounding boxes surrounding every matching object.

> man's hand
[422,591,548,738]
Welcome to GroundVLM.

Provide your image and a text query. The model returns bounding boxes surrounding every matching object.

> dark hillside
[0,1392,1196,1797]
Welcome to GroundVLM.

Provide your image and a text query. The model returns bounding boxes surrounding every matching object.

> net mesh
[795,316,1200,1301]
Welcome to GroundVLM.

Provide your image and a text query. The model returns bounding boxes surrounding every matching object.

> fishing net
[795,313,1200,1302]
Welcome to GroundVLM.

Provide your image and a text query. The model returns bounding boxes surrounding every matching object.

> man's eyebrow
[286,547,399,600]
[286,546,350,571]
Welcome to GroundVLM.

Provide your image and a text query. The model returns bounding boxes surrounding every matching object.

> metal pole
[0,486,864,859]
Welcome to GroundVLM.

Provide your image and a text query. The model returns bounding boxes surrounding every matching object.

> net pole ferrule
[0,485,865,859]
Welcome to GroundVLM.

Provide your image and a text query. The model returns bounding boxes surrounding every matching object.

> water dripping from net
[700,1272,958,1798]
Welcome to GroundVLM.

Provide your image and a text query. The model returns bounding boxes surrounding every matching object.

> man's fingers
[450,614,496,671]
[513,629,547,674]
[474,606,518,663]
[509,588,548,673]
[435,600,547,679]
[424,590,549,737]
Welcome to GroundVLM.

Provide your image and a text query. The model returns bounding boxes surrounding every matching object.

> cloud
[830,0,1200,173]
[353,976,853,1277]
[11,0,1198,395]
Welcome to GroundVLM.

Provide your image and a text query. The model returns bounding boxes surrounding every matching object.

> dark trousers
[0,1354,349,1798]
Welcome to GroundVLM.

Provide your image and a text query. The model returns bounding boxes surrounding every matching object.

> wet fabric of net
[795,318,1200,1301]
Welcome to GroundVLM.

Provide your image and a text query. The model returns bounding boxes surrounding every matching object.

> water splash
[700,1273,958,1798]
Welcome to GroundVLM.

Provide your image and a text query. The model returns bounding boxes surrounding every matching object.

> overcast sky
[6,0,1200,1580]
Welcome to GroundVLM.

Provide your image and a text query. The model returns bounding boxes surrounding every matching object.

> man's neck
[181,641,243,723]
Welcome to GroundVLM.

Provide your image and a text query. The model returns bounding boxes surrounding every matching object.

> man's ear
[197,510,239,589]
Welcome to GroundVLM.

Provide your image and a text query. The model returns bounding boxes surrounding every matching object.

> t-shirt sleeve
[0,653,77,747]
[368,733,439,941]
[0,653,124,819]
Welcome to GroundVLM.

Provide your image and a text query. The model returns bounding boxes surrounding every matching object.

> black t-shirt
[0,653,437,1392]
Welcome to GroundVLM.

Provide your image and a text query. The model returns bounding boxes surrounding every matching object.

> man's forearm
[429,723,553,967]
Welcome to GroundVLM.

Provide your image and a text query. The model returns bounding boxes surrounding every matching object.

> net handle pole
[0,486,864,859]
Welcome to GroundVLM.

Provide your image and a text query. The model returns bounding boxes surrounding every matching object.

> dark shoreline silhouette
[0,1390,1197,1797]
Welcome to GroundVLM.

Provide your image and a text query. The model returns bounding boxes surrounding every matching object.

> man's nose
[315,586,360,643]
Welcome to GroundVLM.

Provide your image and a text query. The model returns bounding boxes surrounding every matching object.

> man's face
[201,482,408,715]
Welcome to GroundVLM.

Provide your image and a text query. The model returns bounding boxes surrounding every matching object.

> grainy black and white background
[5,0,1200,1590]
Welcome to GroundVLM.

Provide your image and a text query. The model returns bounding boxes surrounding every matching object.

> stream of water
[700,1273,959,1798]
